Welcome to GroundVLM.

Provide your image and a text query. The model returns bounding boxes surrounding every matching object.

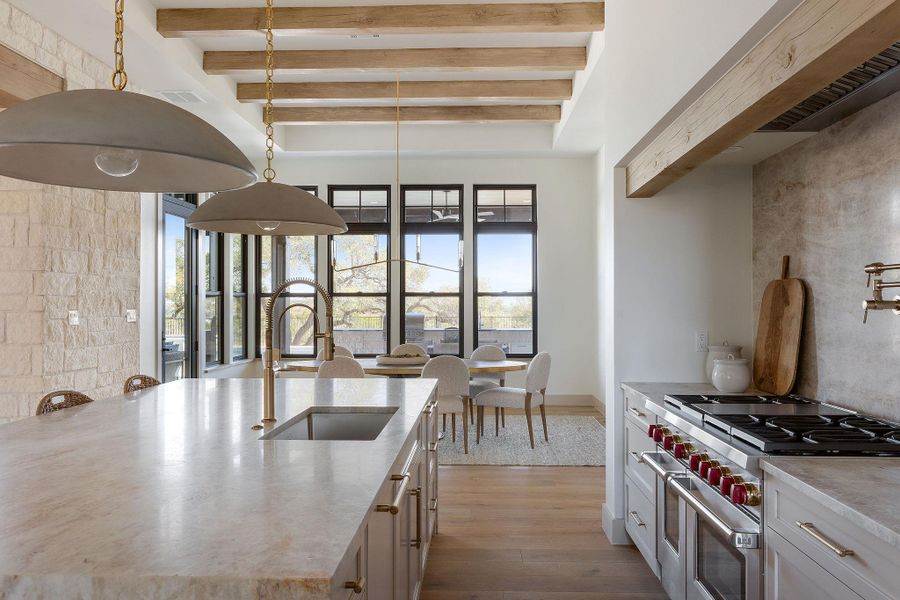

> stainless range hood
[759,42,900,132]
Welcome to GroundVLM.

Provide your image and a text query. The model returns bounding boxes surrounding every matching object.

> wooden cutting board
[753,256,805,395]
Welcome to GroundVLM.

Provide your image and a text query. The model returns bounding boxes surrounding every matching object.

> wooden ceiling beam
[0,44,64,109]
[236,80,573,103]
[158,2,604,37]
[625,0,900,198]
[204,47,586,74]
[270,105,561,123]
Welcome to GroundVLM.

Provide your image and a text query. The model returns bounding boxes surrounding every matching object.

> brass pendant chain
[112,0,127,90]
[263,0,276,182]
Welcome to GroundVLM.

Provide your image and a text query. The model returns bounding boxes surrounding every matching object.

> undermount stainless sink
[260,407,398,441]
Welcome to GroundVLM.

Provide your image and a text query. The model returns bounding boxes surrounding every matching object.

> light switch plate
[68,310,80,326]
[126,309,137,323]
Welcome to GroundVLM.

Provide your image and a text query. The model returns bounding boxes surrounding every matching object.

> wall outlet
[695,330,708,353]
[68,310,80,326]
[126,309,137,323]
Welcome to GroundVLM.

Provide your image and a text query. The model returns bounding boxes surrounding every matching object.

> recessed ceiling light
[723,145,744,154]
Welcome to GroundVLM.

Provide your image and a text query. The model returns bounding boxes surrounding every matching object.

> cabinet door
[408,450,426,600]
[765,528,862,600]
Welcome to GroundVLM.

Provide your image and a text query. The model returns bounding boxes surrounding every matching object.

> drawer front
[766,475,896,600]
[625,416,658,499]
[765,527,862,600]
[332,524,368,600]
[625,474,659,577]
[624,388,654,429]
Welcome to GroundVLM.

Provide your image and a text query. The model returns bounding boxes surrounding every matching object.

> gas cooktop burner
[803,429,878,443]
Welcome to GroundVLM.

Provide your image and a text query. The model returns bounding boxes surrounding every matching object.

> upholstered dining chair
[390,342,428,356]
[35,390,94,416]
[315,345,354,360]
[123,374,161,394]
[422,355,471,454]
[316,356,366,379]
[468,344,507,426]
[474,352,552,449]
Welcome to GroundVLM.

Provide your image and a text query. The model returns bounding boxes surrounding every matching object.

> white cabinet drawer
[766,473,896,600]
[623,387,654,429]
[625,416,657,500]
[625,474,659,576]
[331,525,368,600]
[765,527,862,600]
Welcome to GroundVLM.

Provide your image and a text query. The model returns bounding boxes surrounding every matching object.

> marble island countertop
[761,457,900,550]
[0,377,437,599]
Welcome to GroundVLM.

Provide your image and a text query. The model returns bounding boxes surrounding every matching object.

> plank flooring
[422,405,665,599]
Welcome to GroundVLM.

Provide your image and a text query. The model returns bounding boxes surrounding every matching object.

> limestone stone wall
[0,2,141,422]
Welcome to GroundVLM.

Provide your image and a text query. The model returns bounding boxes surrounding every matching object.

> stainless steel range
[639,393,900,600]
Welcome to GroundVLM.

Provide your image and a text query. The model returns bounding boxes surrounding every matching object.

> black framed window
[401,185,463,356]
[328,185,391,357]
[473,185,537,357]
[231,235,248,360]
[203,230,224,366]
[256,186,319,358]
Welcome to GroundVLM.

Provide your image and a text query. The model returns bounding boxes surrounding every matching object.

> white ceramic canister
[706,340,742,382]
[711,354,751,394]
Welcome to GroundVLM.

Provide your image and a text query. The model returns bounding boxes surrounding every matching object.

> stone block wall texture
[753,90,900,422]
[0,2,140,422]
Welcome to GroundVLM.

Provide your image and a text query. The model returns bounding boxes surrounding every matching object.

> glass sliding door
[161,195,198,382]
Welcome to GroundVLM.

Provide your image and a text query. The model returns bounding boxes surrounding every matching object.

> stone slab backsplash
[753,90,900,423]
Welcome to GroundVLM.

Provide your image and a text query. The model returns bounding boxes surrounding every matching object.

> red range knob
[653,427,670,444]
[707,466,730,486]
[689,453,709,472]
[720,475,743,496]
[648,424,658,439]
[698,460,719,479]
[673,442,695,459]
[663,435,681,451]
[731,483,761,506]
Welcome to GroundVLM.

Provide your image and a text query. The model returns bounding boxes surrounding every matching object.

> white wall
[593,0,804,542]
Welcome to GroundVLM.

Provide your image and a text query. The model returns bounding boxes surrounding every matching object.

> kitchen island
[0,377,438,599]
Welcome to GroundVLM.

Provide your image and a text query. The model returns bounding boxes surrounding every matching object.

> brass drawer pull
[796,522,855,557]
[629,511,646,528]
[376,473,410,514]
[344,575,367,594]
[628,406,646,418]
[629,451,644,464]
[411,486,423,549]
[430,497,438,512]
[429,442,438,453]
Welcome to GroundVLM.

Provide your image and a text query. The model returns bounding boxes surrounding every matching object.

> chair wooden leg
[525,393,535,449]
[469,397,475,424]
[463,403,469,454]
[476,406,481,444]
[442,413,447,432]
[494,408,500,436]
[480,406,485,437]
[539,403,549,441]
[451,413,456,443]
[501,407,506,427]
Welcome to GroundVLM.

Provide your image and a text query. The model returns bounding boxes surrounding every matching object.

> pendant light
[186,0,347,236]
[332,75,462,274]
[0,0,257,193]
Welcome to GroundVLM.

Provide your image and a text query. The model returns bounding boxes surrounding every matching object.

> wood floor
[421,406,665,600]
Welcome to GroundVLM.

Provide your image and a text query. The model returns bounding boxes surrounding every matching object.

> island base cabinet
[765,528,862,600]
[362,406,433,600]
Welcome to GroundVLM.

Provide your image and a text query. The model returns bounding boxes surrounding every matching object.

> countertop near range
[761,457,900,551]
[0,377,437,599]
[621,382,724,409]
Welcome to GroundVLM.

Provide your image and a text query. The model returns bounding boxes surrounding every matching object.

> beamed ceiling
[156,1,604,124]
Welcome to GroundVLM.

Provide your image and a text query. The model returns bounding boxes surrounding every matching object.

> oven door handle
[669,476,759,549]
[640,451,679,480]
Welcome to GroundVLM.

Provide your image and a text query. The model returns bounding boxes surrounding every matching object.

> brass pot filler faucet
[863,262,900,323]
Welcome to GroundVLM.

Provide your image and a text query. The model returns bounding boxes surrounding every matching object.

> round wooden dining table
[278,357,528,377]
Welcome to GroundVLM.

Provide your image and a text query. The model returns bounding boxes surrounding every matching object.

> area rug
[438,415,605,466]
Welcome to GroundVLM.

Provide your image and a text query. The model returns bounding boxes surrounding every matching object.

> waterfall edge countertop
[0,377,437,598]
[761,457,900,550]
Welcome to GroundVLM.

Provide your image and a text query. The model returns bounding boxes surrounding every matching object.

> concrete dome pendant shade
[0,89,258,193]
[187,181,348,236]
